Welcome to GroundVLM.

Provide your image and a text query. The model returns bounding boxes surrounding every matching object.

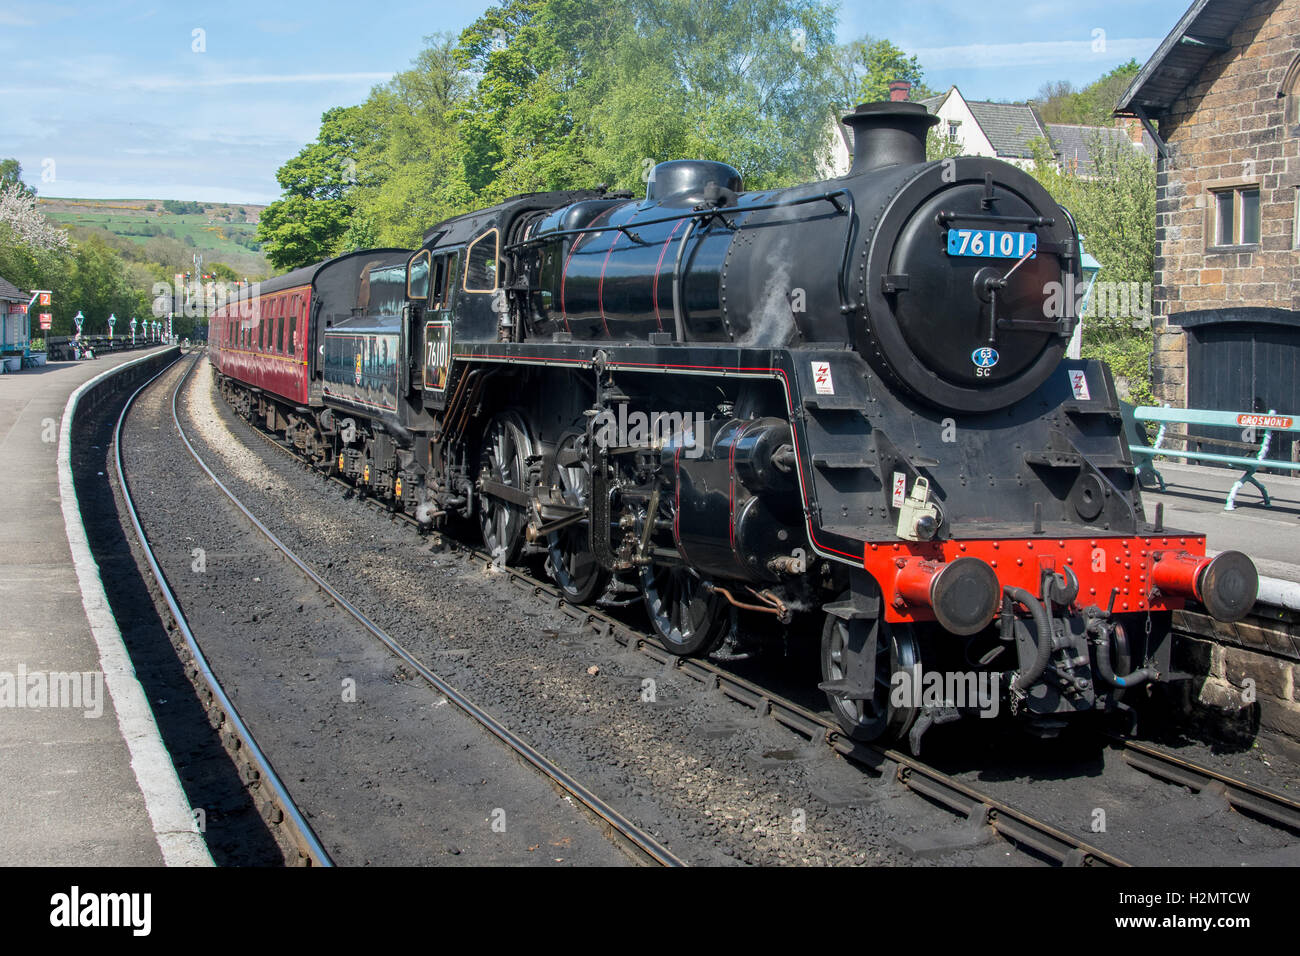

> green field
[39,197,270,275]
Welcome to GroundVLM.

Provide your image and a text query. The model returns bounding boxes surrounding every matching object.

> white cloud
[910,37,1159,70]
[124,71,394,92]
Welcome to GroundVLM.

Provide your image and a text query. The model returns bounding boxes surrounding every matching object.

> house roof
[0,275,22,302]
[964,101,1051,159]
[918,88,951,113]
[1115,0,1257,115]
[1047,124,1157,176]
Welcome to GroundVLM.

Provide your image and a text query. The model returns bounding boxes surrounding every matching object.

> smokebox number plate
[946,229,1037,259]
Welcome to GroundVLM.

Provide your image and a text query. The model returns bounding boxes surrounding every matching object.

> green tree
[1034,60,1141,126]
[832,36,932,108]
[1029,132,1156,403]
[352,35,475,246]
[257,106,371,269]
[0,158,35,199]
[584,0,840,191]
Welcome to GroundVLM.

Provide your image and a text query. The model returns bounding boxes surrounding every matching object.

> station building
[1116,0,1300,460]
[0,274,29,370]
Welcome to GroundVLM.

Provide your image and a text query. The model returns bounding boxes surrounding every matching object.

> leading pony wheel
[821,610,921,743]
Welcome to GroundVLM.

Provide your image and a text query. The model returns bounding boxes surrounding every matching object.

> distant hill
[39,197,270,275]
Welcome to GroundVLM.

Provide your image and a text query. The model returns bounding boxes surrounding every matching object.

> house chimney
[888,80,912,102]
[1117,117,1144,144]
[842,101,939,175]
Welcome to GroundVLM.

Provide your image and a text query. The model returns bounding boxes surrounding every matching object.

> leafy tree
[832,36,932,108]
[1033,60,1140,126]
[0,159,35,199]
[584,0,840,191]
[925,127,963,162]
[352,35,475,245]
[257,106,371,269]
[1028,131,1156,402]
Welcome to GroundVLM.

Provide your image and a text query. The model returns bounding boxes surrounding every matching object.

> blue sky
[1,0,1186,203]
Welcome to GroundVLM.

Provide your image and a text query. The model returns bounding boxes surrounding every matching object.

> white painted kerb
[57,350,213,866]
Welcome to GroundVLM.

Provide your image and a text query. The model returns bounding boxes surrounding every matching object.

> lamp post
[130,317,137,346]
[108,313,116,345]
[1069,246,1103,361]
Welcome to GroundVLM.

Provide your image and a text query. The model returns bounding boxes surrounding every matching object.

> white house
[823,84,1154,178]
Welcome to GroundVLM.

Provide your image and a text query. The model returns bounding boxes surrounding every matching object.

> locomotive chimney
[842,101,939,175]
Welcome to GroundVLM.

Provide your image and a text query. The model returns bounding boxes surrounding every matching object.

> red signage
[1237,413,1293,429]
[38,313,52,330]
[7,303,26,314]
[38,293,50,307]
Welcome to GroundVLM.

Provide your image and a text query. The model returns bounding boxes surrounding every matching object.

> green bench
[1125,404,1300,511]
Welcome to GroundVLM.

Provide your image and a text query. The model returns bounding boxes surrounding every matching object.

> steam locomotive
[210,101,1258,751]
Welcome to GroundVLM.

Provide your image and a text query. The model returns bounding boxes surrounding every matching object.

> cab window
[463,230,499,293]
[407,250,431,300]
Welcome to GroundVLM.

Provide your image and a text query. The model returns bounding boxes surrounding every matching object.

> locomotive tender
[211,102,1258,750]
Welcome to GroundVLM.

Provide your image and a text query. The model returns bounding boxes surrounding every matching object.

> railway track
[189,349,1300,866]
[114,352,333,867]
[208,352,1140,867]
[146,350,684,867]
[1108,735,1300,835]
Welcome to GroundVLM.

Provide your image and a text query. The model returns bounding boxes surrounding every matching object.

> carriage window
[407,251,431,299]
[463,229,499,293]
[286,296,298,356]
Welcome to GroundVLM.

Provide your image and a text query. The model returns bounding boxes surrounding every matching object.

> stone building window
[1282,54,1300,131]
[1295,188,1300,248]
[1209,184,1260,248]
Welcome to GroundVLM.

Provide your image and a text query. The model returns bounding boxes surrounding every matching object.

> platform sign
[7,303,25,314]
[38,313,51,330]
[38,293,50,307]
[1237,413,1292,429]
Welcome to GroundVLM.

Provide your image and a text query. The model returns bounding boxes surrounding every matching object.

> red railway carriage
[209,249,409,407]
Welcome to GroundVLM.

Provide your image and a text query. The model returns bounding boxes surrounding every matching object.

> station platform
[0,348,208,866]
[1143,461,1300,598]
